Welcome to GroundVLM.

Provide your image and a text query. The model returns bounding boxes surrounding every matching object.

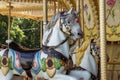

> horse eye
[68,21,70,24]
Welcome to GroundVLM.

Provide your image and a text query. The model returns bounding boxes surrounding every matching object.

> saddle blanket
[10,49,41,74]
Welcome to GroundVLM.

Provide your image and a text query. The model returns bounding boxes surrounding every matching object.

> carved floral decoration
[83,0,99,40]
[106,0,120,41]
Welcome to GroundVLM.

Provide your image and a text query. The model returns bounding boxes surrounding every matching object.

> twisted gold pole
[99,0,107,80]
[43,0,48,33]
[8,2,11,40]
[41,0,48,47]
[40,21,43,47]
[76,0,80,47]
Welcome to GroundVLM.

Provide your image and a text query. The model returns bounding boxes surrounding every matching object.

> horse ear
[67,7,74,14]
[60,18,64,24]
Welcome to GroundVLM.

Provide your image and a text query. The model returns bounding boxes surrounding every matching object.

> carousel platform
[11,75,43,80]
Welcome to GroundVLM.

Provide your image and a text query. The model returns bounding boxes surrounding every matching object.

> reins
[43,36,69,49]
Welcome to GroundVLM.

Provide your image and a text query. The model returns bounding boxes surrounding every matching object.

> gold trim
[1,56,9,67]
[84,0,98,30]
[46,57,54,69]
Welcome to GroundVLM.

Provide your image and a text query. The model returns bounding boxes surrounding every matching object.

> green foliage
[0,15,40,48]
[12,18,40,48]
[11,25,26,43]
[0,15,8,44]
[8,56,13,69]
[54,58,61,70]
[41,58,46,72]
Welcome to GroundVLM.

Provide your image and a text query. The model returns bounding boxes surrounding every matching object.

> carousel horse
[68,39,100,80]
[0,7,83,80]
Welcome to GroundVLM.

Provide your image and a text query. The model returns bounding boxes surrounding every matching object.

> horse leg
[49,74,78,80]
[69,70,91,80]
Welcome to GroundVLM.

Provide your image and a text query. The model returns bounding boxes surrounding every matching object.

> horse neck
[42,19,69,59]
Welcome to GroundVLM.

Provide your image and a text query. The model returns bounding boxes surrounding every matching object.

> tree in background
[11,19,26,43]
[16,18,40,48]
[0,15,40,48]
[0,15,9,44]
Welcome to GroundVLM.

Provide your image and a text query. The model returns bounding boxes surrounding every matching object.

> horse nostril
[78,33,84,38]
[78,33,81,36]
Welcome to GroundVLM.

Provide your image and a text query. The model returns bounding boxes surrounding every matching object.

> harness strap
[42,45,68,63]
[43,36,69,49]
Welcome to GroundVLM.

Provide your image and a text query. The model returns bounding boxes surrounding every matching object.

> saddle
[9,41,41,53]
[9,41,41,78]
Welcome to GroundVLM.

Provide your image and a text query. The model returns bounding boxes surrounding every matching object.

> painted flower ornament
[107,0,116,7]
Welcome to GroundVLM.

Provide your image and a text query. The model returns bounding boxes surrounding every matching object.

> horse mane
[9,41,41,53]
[46,11,66,30]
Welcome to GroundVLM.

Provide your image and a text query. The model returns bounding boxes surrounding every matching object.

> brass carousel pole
[57,0,59,12]
[43,0,48,33]
[54,0,56,14]
[41,0,48,47]
[76,0,80,47]
[76,0,80,21]
[99,0,107,80]
[80,0,84,45]
[40,21,43,47]
[8,1,12,40]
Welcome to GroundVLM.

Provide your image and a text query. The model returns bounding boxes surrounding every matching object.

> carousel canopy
[0,0,76,21]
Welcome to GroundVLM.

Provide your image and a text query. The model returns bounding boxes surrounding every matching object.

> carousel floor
[11,75,43,80]
[11,75,24,80]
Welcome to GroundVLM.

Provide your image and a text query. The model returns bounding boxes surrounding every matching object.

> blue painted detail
[20,52,34,59]
[10,49,24,74]
[31,51,41,74]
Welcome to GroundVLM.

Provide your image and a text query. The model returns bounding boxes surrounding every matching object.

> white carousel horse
[0,7,83,80]
[68,39,100,80]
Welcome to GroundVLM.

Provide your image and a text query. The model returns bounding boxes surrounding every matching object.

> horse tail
[25,70,33,78]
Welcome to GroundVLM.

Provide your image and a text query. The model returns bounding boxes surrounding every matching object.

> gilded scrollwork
[106,0,120,41]
[83,0,99,40]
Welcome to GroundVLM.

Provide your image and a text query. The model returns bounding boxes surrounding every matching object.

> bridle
[60,17,72,35]
[43,36,69,50]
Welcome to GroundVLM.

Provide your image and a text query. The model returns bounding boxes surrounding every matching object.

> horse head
[42,7,84,59]
[44,7,83,42]
[90,39,100,56]
[59,7,83,41]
